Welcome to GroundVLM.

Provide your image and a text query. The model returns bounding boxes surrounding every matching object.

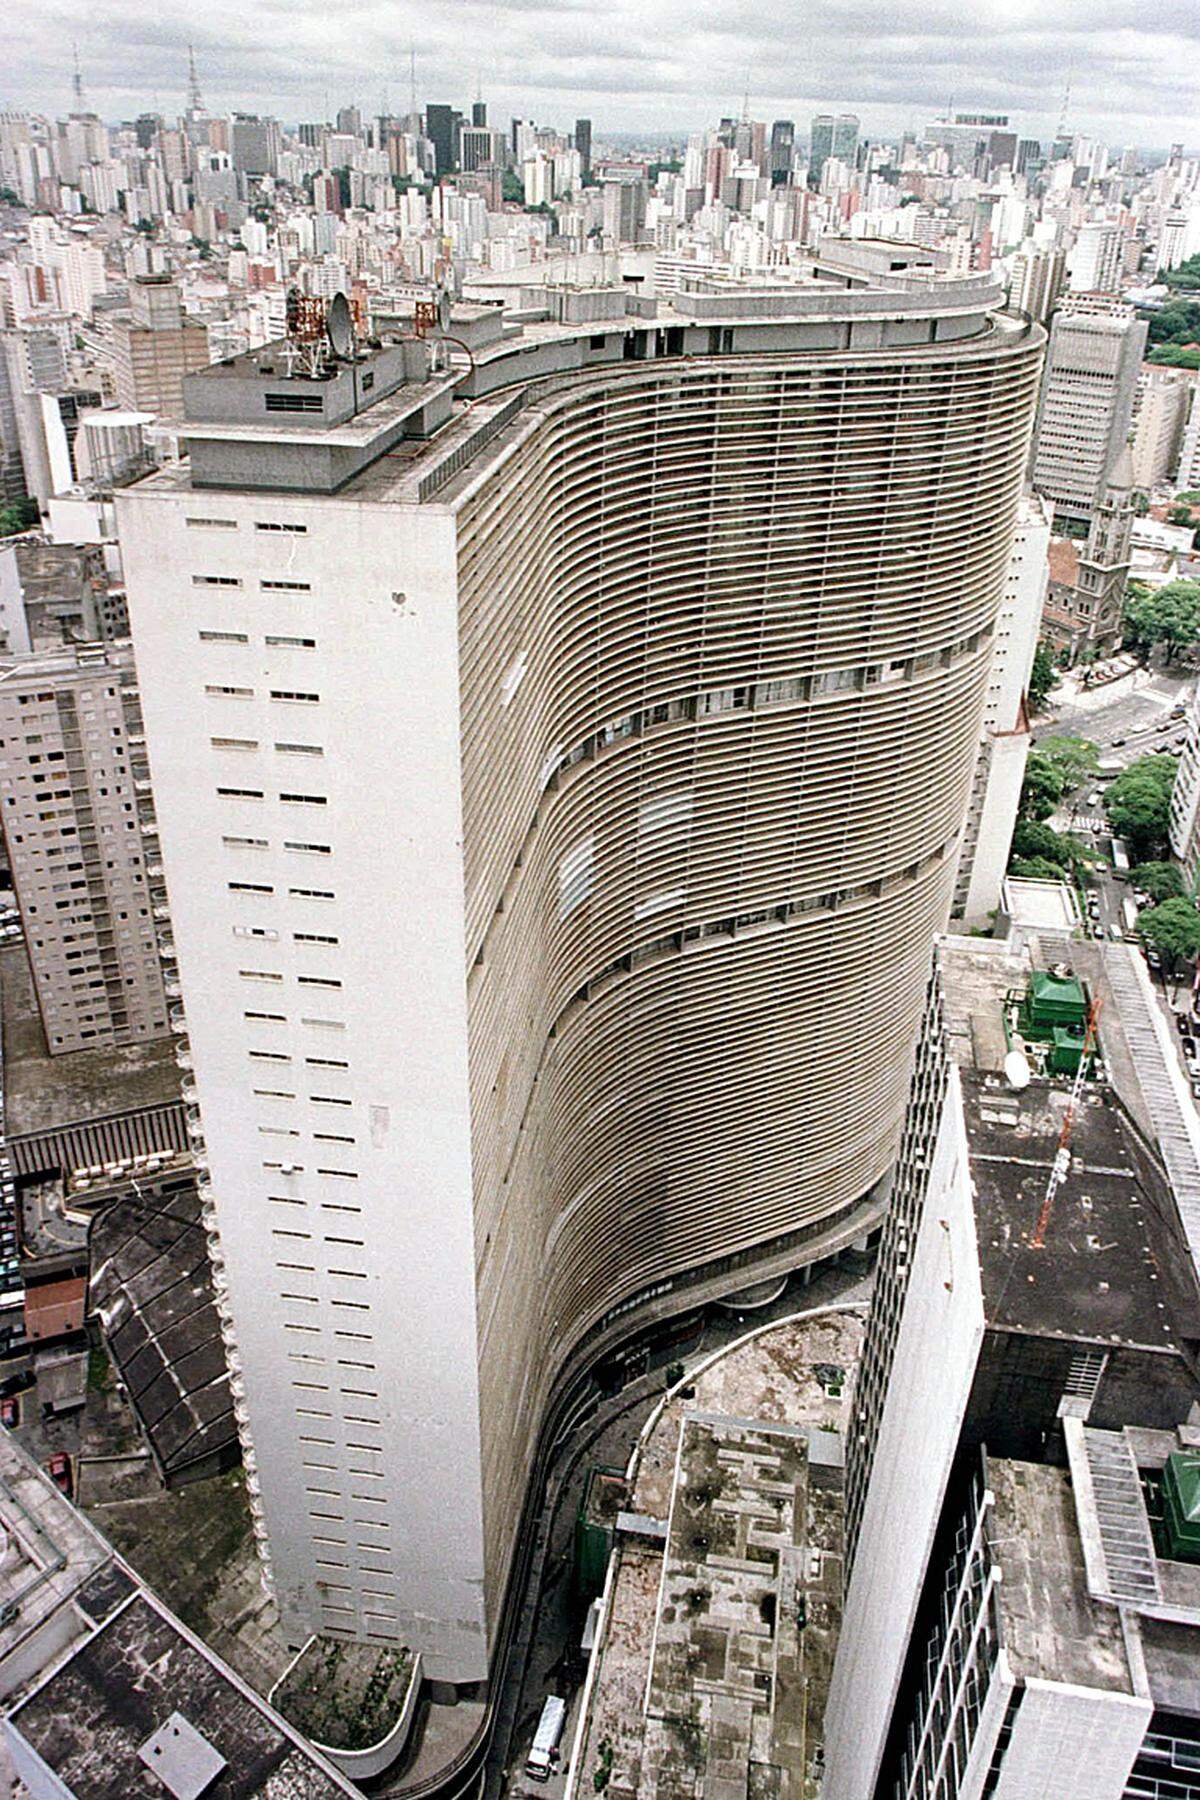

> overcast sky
[5,0,1199,149]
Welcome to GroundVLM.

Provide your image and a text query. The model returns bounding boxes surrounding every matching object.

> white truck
[525,1695,567,1782]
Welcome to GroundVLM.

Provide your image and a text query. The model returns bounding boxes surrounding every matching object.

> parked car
[0,1397,19,1431]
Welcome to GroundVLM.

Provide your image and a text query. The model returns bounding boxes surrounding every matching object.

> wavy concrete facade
[457,337,1044,1606]
[117,262,1042,1688]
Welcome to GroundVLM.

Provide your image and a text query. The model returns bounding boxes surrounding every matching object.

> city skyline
[5,0,1200,153]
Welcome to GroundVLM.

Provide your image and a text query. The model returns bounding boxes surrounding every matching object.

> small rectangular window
[276,742,323,756]
[187,517,238,530]
[290,887,335,900]
[211,736,259,751]
[285,841,331,855]
[267,636,316,649]
[206,685,254,699]
[280,793,326,806]
[217,787,264,799]
[200,630,249,644]
[262,581,312,593]
[295,933,339,945]
[223,835,269,849]
[270,691,320,704]
[193,575,242,588]
[255,521,307,534]
[299,976,342,990]
[228,881,274,894]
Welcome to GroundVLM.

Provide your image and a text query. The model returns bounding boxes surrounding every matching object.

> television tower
[71,43,84,111]
[187,43,205,116]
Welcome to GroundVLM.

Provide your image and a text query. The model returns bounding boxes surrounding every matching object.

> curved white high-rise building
[117,251,1043,1696]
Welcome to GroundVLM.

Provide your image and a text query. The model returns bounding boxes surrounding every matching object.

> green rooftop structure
[1162,1451,1200,1563]
[1048,1026,1086,1076]
[1025,971,1087,1035]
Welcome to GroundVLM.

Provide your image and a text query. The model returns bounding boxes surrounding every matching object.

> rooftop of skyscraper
[938,933,1200,1348]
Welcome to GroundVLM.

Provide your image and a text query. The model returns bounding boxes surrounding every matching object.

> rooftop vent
[137,1711,227,1799]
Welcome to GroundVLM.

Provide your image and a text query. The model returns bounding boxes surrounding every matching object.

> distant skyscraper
[424,104,457,177]
[117,267,1041,1685]
[769,119,794,184]
[1068,221,1124,294]
[574,117,592,181]
[831,113,859,168]
[809,113,834,184]
[229,113,279,179]
[1030,301,1147,526]
[1008,242,1066,322]
[471,99,487,129]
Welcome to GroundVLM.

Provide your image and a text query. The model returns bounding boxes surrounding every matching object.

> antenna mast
[72,43,84,111]
[187,43,204,116]
[1031,996,1101,1251]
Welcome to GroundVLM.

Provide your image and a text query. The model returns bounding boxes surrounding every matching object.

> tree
[502,170,525,204]
[0,498,38,538]
[1010,855,1072,882]
[1018,752,1065,822]
[1010,819,1072,868]
[1027,642,1058,710]
[1105,754,1178,860]
[1138,897,1200,972]
[1122,581,1200,660]
[1036,734,1100,794]
[1135,860,1185,903]
[1146,296,1200,341]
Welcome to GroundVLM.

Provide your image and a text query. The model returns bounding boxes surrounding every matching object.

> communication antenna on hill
[72,43,84,111]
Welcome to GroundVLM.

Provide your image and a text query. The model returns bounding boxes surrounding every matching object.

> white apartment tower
[953,493,1050,926]
[117,264,1042,1682]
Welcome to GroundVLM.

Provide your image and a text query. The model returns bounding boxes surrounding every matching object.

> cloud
[4,0,1198,147]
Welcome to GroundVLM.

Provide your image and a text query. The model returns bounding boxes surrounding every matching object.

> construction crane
[1031,996,1102,1250]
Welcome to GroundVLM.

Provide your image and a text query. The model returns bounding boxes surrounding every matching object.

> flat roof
[1002,875,1081,931]
[9,1590,355,1797]
[570,1306,864,1799]
[991,1459,1134,1692]
[0,943,181,1141]
[940,935,1198,1352]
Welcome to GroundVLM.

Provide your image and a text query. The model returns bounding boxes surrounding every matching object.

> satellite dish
[437,288,452,333]
[1004,1049,1032,1091]
[326,292,355,360]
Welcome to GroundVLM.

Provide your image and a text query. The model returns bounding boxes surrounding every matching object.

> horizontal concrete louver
[452,331,1043,1606]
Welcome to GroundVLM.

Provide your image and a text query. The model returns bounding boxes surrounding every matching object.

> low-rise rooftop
[568,1306,863,1800]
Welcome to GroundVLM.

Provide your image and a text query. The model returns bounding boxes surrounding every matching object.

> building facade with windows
[116,263,1042,1684]
[824,932,1200,1800]
[0,643,168,1054]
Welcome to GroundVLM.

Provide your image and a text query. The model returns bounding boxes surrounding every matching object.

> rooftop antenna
[1057,70,1072,143]
[410,44,417,118]
[1030,995,1102,1251]
[187,43,204,115]
[72,42,84,111]
[740,79,750,125]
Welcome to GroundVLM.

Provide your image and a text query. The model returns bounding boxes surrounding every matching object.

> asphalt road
[1041,664,1192,760]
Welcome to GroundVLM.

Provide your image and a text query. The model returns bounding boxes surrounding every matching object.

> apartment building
[1030,299,1147,525]
[1132,366,1194,491]
[110,275,209,422]
[0,643,168,1054]
[116,257,1042,1684]
[953,492,1050,926]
